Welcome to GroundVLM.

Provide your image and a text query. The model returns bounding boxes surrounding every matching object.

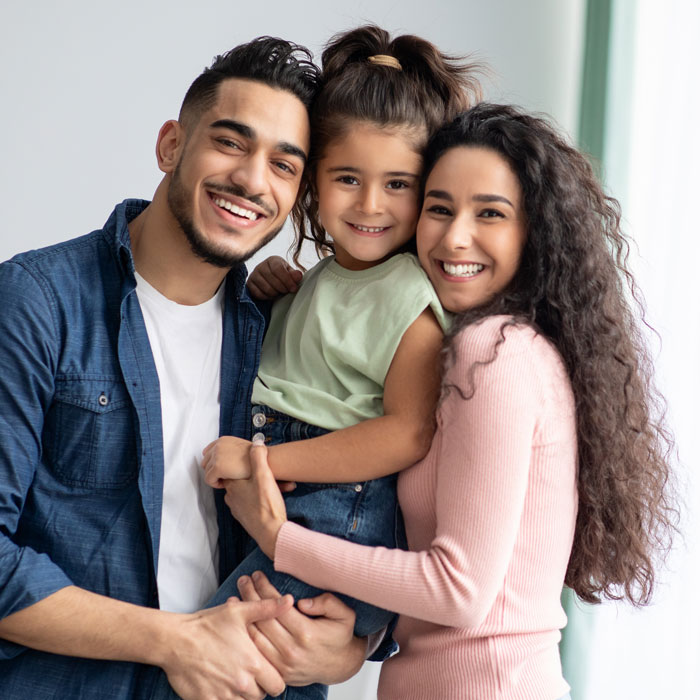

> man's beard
[167,161,283,269]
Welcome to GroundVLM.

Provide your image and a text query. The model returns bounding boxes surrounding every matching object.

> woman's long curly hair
[426,104,678,605]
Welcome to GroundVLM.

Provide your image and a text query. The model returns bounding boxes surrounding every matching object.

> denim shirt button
[98,393,109,407]
[252,412,266,428]
[354,484,363,492]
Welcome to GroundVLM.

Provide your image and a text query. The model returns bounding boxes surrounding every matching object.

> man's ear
[156,120,184,174]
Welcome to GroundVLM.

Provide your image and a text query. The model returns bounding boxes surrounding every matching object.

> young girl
[227,104,678,700]
[189,25,480,700]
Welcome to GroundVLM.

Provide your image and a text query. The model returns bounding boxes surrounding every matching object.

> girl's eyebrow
[326,166,419,177]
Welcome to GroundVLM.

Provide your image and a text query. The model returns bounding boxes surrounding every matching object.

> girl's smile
[315,122,423,271]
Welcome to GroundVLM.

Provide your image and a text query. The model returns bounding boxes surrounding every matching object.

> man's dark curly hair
[426,103,678,606]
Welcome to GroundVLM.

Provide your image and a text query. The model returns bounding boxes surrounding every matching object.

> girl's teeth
[354,224,387,233]
[443,262,485,277]
[213,197,259,221]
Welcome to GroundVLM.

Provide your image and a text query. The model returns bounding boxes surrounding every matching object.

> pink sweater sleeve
[275,320,548,629]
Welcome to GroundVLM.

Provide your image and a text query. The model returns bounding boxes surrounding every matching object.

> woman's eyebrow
[425,189,453,201]
[473,193,514,207]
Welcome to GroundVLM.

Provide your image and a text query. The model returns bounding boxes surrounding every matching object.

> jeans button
[354,484,363,492]
[252,412,266,428]
[252,432,266,443]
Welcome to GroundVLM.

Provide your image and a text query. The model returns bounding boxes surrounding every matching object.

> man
[0,37,367,699]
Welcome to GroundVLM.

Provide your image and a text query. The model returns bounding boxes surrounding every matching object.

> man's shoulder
[3,200,145,289]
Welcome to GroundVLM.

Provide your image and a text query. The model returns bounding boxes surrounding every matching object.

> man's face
[164,78,310,267]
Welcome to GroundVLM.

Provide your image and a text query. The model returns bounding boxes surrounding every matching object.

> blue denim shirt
[0,200,265,698]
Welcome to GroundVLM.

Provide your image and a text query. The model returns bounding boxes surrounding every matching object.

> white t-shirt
[135,272,223,613]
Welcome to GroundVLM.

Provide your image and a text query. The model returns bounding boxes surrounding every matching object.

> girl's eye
[386,180,409,190]
[336,175,359,185]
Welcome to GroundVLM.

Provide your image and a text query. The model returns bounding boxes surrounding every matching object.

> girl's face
[315,122,422,271]
[417,146,527,313]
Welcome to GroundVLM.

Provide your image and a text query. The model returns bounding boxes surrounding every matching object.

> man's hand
[247,256,303,300]
[162,595,293,700]
[237,572,366,687]
[0,586,294,700]
[202,436,253,486]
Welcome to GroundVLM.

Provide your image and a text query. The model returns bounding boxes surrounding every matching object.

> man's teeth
[354,224,387,233]
[443,262,485,277]
[213,197,259,221]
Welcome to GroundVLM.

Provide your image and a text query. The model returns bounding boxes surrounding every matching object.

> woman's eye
[426,204,451,216]
[480,208,505,219]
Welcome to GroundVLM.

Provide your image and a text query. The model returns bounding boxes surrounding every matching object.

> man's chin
[184,222,284,269]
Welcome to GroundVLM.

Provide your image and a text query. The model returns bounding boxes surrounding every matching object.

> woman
[223,104,677,700]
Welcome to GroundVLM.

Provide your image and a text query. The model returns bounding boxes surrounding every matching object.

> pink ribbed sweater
[275,317,578,700]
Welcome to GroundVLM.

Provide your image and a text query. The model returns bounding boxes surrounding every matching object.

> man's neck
[128,189,230,306]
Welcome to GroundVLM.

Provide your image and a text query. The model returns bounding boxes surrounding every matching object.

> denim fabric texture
[151,404,405,700]
[0,200,265,699]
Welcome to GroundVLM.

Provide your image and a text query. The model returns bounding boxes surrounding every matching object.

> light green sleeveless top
[251,253,449,431]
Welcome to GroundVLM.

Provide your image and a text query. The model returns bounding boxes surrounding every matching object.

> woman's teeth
[213,197,259,221]
[443,262,485,277]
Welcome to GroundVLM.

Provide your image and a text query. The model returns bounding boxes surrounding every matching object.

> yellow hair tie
[368,54,402,70]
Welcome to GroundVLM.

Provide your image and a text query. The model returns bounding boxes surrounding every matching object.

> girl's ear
[156,120,185,174]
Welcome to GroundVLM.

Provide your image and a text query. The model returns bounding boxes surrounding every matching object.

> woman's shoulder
[451,315,563,371]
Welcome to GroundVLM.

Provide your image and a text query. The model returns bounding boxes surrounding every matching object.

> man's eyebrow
[210,119,307,164]
[278,142,307,164]
[210,119,254,139]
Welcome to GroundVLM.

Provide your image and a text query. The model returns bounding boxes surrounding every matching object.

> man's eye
[275,161,294,175]
[217,138,241,149]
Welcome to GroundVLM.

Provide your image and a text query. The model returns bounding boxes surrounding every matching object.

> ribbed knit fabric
[275,317,578,699]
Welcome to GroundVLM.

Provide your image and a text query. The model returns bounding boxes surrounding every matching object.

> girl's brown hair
[291,25,482,264]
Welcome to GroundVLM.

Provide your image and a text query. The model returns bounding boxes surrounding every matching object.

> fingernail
[299,598,312,610]
[252,434,265,446]
[238,575,249,586]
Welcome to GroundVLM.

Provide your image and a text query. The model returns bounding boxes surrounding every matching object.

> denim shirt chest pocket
[43,376,138,488]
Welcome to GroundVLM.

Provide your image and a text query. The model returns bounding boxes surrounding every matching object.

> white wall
[0,0,584,267]
[0,2,586,697]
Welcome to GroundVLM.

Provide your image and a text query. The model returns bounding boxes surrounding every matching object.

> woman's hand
[202,436,253,487]
[247,256,303,300]
[222,441,288,558]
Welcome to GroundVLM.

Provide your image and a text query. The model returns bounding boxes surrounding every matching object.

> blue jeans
[151,405,405,700]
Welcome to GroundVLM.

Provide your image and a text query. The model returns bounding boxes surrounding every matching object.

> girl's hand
[202,436,253,487]
[222,441,288,558]
[247,256,303,300]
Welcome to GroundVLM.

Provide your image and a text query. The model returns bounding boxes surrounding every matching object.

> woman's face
[417,146,527,313]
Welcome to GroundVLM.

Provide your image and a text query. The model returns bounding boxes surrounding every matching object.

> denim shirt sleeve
[0,261,74,657]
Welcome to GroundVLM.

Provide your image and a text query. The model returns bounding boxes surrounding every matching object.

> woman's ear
[155,120,184,174]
